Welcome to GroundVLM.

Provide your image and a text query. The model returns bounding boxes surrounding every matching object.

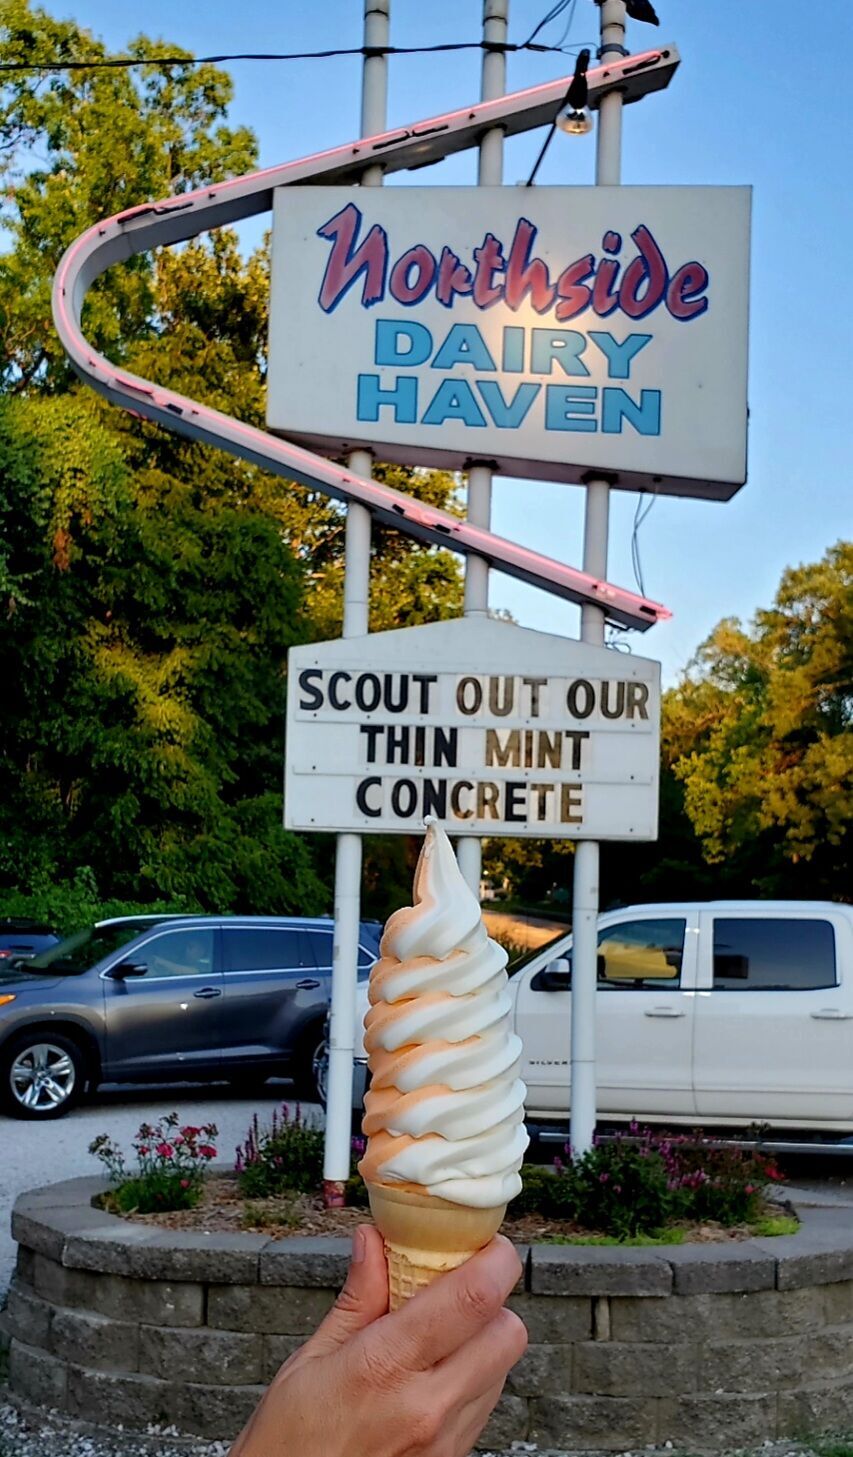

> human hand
[229,1225,527,1457]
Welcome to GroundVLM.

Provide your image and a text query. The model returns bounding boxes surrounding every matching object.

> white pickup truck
[344,900,853,1139]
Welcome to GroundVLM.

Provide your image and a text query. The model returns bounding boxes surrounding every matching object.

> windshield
[24,920,163,976]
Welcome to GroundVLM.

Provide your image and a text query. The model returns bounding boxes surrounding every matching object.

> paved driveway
[0,1082,321,1298]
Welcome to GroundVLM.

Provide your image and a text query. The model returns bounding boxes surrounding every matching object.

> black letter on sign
[391,779,418,818]
[360,725,383,764]
[566,679,594,719]
[422,779,448,819]
[355,674,382,712]
[356,778,382,818]
[505,781,527,823]
[433,727,458,768]
[298,669,324,711]
[329,671,352,711]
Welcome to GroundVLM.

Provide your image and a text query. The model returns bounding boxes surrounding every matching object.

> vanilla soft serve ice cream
[359,818,528,1210]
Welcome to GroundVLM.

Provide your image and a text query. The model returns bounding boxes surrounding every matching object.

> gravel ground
[0,1397,847,1457]
[0,1082,318,1297]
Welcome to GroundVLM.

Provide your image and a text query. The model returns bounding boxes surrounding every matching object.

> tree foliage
[0,1,847,926]
[0,1,464,921]
[666,542,852,897]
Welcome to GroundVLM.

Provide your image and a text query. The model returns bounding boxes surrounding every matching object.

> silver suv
[0,914,381,1120]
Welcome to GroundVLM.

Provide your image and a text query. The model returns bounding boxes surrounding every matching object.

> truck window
[712,918,836,991]
[596,918,685,990]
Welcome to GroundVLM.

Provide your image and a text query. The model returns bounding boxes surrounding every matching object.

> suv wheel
[295,1023,327,1103]
[1,1031,85,1120]
[313,1036,329,1108]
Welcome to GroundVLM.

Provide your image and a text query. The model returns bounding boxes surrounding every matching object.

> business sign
[285,618,660,838]
[268,185,751,502]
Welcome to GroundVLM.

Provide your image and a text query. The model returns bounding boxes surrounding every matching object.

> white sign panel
[285,619,660,839]
[268,185,751,502]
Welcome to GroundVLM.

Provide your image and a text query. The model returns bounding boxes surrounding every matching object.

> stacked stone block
[4,1178,853,1448]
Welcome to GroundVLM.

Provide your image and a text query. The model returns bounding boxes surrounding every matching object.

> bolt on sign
[268,185,751,501]
[285,619,660,838]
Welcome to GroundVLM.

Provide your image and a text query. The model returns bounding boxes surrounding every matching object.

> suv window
[137,928,215,979]
[713,917,836,991]
[222,928,316,974]
[597,918,686,990]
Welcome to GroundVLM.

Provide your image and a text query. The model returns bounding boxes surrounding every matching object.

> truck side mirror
[532,957,571,992]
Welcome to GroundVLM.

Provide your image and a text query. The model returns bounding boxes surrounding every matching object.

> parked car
[338,900,853,1139]
[0,914,382,1120]
[0,920,60,964]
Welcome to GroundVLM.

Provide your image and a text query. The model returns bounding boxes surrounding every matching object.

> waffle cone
[368,1183,506,1309]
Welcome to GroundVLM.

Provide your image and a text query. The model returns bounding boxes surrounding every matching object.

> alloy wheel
[10,1042,77,1112]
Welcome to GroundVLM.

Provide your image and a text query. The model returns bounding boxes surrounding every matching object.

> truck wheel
[0,1031,85,1120]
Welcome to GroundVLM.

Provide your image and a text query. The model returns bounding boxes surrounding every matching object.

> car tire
[295,1023,327,1103]
[0,1030,86,1120]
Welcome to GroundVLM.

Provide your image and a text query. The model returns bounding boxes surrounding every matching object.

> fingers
[432,1305,528,1406]
[302,1226,389,1358]
[367,1235,522,1372]
[452,1378,509,1457]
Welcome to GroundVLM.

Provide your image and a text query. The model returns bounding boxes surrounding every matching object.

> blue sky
[63,0,851,682]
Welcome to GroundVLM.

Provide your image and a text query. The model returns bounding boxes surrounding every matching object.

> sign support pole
[457,0,508,901]
[323,0,390,1206]
[569,0,627,1159]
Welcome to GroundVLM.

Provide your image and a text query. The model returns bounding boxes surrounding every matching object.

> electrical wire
[630,488,658,598]
[0,37,595,74]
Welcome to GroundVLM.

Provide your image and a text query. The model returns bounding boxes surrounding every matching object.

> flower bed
[91,1108,796,1247]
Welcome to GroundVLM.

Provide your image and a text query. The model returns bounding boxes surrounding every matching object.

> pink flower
[156,1142,174,1159]
[199,1145,217,1160]
[180,1178,191,1189]
[181,1126,202,1139]
[138,1145,150,1157]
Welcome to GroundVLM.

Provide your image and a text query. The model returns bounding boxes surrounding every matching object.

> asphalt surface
[0,1081,320,1298]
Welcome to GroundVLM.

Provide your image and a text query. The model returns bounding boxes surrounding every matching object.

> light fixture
[557,106,594,136]
[556,49,593,137]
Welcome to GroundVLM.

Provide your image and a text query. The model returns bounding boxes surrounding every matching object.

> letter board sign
[268,185,751,501]
[285,618,660,838]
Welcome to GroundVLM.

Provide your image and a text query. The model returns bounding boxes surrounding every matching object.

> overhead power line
[0,38,595,74]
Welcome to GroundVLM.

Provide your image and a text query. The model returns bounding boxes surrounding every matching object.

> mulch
[111,1176,779,1244]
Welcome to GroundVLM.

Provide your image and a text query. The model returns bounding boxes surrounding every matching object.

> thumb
[304,1225,389,1357]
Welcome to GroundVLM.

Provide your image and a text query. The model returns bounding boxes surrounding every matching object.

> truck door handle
[193,986,223,999]
[811,1009,852,1020]
[643,1007,686,1018]
[296,978,321,990]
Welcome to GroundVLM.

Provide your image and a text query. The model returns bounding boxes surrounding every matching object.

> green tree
[667,542,852,898]
[0,2,463,919]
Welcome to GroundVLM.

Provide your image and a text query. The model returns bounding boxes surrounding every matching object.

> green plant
[241,1198,301,1231]
[750,1213,799,1237]
[511,1127,787,1240]
[236,1104,324,1197]
[90,1113,217,1213]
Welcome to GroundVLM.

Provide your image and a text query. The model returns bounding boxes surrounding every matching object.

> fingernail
[352,1227,366,1263]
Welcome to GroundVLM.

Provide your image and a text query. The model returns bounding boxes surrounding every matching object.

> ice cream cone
[368,1182,506,1308]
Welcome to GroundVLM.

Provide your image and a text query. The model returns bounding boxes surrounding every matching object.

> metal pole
[569,0,626,1159]
[457,0,508,901]
[323,0,389,1205]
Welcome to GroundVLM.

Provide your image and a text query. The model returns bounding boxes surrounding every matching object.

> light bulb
[557,106,594,137]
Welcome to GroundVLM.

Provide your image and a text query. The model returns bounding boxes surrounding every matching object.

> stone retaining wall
[4,1179,853,1449]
